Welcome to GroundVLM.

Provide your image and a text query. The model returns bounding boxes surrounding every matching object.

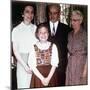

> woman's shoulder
[80,28,87,37]
[12,22,23,33]
[82,29,87,35]
[49,42,57,49]
[31,23,37,28]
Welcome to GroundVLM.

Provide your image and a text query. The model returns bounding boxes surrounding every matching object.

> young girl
[28,23,59,88]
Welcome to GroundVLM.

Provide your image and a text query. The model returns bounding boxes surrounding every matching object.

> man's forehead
[49,6,60,12]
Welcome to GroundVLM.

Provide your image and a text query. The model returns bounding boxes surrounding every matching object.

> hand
[82,70,87,78]
[24,65,32,74]
[41,79,48,86]
[41,77,50,86]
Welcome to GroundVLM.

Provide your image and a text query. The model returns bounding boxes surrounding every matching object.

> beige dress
[66,28,87,86]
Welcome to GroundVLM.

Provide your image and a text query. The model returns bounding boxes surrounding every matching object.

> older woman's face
[71,14,82,30]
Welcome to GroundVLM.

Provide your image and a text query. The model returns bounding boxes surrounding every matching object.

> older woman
[66,10,87,86]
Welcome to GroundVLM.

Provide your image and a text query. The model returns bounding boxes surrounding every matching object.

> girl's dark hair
[35,23,49,39]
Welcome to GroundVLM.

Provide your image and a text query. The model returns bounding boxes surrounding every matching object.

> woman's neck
[74,26,81,34]
[23,20,31,25]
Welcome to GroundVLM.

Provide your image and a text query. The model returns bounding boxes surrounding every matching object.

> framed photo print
[11,0,88,90]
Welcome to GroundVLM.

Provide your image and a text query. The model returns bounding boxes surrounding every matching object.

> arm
[43,66,56,86]
[47,66,56,80]
[12,28,31,73]
[12,42,31,73]
[82,60,87,78]
[28,46,45,82]
[44,44,59,85]
[82,31,87,78]
[31,67,44,81]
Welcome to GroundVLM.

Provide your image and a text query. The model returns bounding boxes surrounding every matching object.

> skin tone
[13,6,34,74]
[38,27,49,43]
[49,5,60,23]
[82,61,87,78]
[71,12,87,79]
[31,26,57,86]
[22,6,34,25]
[71,14,82,34]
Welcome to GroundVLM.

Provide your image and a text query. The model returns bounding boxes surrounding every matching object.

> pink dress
[66,28,87,86]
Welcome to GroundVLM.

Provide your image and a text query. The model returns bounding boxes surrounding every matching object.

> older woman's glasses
[71,19,80,22]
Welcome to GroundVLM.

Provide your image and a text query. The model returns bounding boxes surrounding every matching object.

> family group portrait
[11,0,88,89]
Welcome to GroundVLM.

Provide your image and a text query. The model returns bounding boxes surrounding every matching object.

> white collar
[36,41,51,50]
[49,21,59,34]
[21,21,33,27]
[50,21,59,26]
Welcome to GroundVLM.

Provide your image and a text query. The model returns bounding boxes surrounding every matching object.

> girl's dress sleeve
[51,44,59,67]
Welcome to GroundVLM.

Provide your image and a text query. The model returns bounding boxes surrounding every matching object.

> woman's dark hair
[22,4,36,15]
[35,23,49,39]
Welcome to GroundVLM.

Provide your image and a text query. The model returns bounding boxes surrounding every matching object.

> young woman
[12,5,37,89]
[28,23,59,88]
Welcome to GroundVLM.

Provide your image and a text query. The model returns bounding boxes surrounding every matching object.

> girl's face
[22,6,34,24]
[37,27,49,42]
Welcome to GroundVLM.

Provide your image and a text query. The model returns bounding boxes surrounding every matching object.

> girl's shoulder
[49,42,57,47]
[47,42,57,50]
[35,41,52,50]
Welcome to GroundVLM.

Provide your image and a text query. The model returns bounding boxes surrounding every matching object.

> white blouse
[28,41,59,68]
[12,22,38,53]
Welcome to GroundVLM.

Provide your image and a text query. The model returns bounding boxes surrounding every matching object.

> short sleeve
[28,46,37,68]
[12,28,18,43]
[12,28,15,42]
[51,44,59,67]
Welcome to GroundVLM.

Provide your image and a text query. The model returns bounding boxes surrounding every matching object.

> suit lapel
[55,22,62,36]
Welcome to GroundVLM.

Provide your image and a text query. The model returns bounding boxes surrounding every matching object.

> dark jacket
[48,21,72,72]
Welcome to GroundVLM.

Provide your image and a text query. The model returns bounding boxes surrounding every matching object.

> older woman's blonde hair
[71,10,83,23]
